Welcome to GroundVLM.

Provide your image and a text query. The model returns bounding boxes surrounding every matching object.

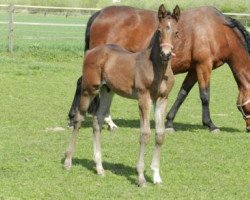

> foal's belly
[111,87,139,99]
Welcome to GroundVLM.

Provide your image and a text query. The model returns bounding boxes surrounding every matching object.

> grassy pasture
[0,10,250,200]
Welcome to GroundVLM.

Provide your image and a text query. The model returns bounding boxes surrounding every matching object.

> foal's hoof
[96,167,105,176]
[211,128,220,133]
[137,178,147,187]
[166,127,175,133]
[153,178,162,185]
[64,159,72,170]
[153,173,162,184]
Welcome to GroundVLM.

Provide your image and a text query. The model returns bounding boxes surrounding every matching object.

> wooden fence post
[8,4,14,54]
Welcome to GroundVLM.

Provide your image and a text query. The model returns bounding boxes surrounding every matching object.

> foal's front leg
[136,92,151,187]
[151,98,167,184]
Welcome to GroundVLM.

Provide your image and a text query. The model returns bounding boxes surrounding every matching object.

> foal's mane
[226,16,250,55]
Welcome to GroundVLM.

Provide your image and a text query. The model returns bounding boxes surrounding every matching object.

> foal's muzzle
[160,52,172,61]
[160,43,174,61]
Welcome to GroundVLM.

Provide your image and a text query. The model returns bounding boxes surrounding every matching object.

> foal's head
[157,4,180,61]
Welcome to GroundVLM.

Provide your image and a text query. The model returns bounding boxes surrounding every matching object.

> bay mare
[68,6,250,132]
[64,5,179,186]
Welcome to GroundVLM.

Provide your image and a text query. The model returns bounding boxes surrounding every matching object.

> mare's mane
[226,16,250,55]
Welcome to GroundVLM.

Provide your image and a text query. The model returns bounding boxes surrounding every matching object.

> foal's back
[84,44,153,98]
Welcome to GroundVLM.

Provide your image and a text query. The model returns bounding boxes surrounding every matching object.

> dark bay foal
[64,4,180,186]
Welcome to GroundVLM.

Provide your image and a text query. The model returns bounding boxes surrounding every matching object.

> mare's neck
[229,48,250,90]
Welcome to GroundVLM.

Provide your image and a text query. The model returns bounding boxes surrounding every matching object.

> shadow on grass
[110,119,241,133]
[63,157,153,185]
[68,116,241,133]
[173,122,241,133]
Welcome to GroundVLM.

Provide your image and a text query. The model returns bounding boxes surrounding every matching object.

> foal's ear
[158,4,167,21]
[172,5,181,22]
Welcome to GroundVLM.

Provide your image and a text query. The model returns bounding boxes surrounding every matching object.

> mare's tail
[85,11,102,114]
[84,10,101,52]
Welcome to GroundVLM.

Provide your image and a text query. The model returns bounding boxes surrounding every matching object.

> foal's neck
[149,32,171,78]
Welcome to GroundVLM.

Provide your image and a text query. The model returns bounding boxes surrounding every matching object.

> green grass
[0,11,250,200]
[0,50,250,199]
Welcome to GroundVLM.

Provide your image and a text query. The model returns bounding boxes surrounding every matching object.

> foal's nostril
[166,53,171,58]
[161,51,171,60]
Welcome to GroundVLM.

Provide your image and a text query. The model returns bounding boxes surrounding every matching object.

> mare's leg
[67,76,118,130]
[93,86,114,175]
[166,71,197,131]
[196,63,219,132]
[199,85,219,132]
[64,109,84,170]
[136,92,151,187]
[104,111,118,132]
[151,98,167,184]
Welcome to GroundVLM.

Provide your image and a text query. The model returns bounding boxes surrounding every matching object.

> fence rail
[0,4,100,12]
[0,21,86,27]
[0,4,250,54]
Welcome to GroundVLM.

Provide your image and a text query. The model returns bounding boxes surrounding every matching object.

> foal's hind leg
[166,71,197,132]
[136,92,151,187]
[64,110,84,170]
[151,98,167,184]
[93,86,114,175]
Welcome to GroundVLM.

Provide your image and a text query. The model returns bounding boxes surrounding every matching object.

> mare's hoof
[108,125,118,132]
[246,127,250,132]
[211,128,220,133]
[68,120,74,128]
[64,159,72,170]
[166,127,175,133]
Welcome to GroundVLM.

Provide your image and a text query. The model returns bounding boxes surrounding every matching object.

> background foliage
[1,0,250,12]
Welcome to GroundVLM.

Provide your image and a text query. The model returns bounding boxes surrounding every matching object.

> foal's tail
[85,11,102,114]
[68,10,101,124]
